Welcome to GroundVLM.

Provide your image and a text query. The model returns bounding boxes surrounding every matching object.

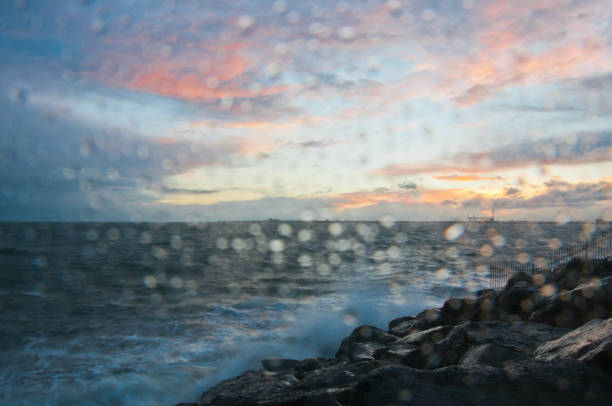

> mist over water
[0,221,597,405]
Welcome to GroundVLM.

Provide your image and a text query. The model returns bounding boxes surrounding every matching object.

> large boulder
[535,317,612,374]
[439,297,477,326]
[335,325,397,362]
[553,258,612,291]
[529,276,612,328]
[388,308,441,337]
[459,343,529,367]
[496,280,541,318]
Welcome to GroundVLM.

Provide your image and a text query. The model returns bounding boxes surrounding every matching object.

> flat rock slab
[535,317,612,373]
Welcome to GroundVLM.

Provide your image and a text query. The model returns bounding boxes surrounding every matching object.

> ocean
[0,221,597,405]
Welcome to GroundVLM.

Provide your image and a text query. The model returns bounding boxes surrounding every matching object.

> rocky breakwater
[175,257,612,406]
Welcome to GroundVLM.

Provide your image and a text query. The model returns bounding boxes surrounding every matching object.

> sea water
[0,221,595,405]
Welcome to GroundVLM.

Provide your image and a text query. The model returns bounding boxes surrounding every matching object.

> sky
[0,0,611,222]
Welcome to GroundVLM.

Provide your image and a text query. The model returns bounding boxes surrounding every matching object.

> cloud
[377,131,612,177]
[433,175,505,182]
[159,187,218,195]
[398,181,418,189]
[505,187,520,196]
[492,180,612,209]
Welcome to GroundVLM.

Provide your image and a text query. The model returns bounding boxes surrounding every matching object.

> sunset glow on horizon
[1,0,611,221]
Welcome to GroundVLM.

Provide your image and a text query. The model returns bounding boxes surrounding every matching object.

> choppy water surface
[0,221,602,405]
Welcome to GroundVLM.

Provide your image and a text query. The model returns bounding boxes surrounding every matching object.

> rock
[335,325,396,362]
[529,275,612,328]
[460,343,529,367]
[262,359,301,372]
[198,370,299,406]
[388,316,416,336]
[349,361,612,406]
[293,358,324,379]
[303,392,341,406]
[504,272,533,291]
[553,258,612,291]
[292,360,380,393]
[439,297,477,325]
[395,325,466,369]
[535,317,612,374]
[456,321,567,356]
[396,308,441,336]
[388,315,415,330]
[496,280,541,318]
[470,289,499,322]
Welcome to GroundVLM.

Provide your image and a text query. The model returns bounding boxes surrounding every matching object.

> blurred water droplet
[436,267,450,279]
[338,26,356,41]
[298,254,312,267]
[90,20,105,34]
[143,275,157,288]
[274,0,287,13]
[269,239,284,252]
[329,253,342,266]
[216,238,228,249]
[249,223,262,235]
[171,235,182,249]
[169,276,183,289]
[329,222,343,236]
[316,263,331,275]
[342,312,357,326]
[420,9,436,21]
[516,252,529,264]
[385,0,402,15]
[298,229,312,242]
[444,223,464,240]
[480,244,493,257]
[462,0,475,10]
[278,223,292,236]
[237,15,254,31]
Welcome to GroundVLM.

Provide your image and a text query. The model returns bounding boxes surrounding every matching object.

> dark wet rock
[293,360,380,392]
[349,361,612,406]
[529,275,612,328]
[470,289,499,322]
[383,325,466,370]
[535,317,612,374]
[303,392,341,406]
[553,257,612,291]
[455,321,567,356]
[293,358,324,379]
[198,370,298,406]
[460,343,529,367]
[335,325,396,362]
[388,315,415,330]
[504,271,533,290]
[439,297,477,325]
[388,316,416,336]
[389,309,441,337]
[496,280,542,318]
[262,359,301,372]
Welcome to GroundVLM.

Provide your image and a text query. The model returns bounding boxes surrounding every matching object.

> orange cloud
[433,175,506,182]
[324,187,486,211]
[312,189,412,210]
[129,63,288,101]
[154,137,178,145]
